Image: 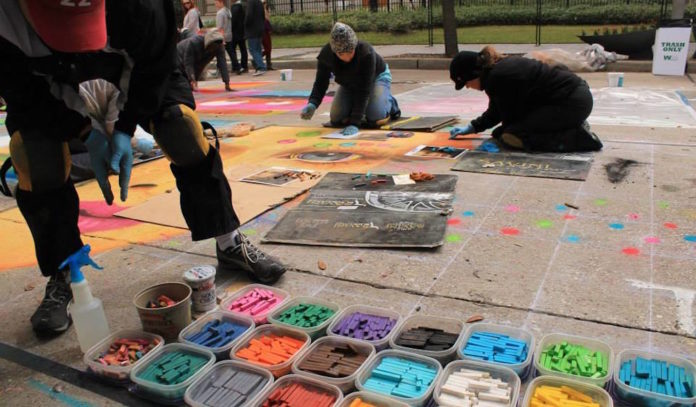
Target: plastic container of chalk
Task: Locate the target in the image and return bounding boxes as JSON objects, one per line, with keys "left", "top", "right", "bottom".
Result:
{"left": 534, "top": 333, "right": 614, "bottom": 387}
{"left": 268, "top": 296, "right": 340, "bottom": 340}
{"left": 326, "top": 304, "right": 402, "bottom": 351}
{"left": 219, "top": 283, "right": 290, "bottom": 325}
{"left": 339, "top": 391, "right": 410, "bottom": 407}
{"left": 229, "top": 325, "right": 311, "bottom": 378}
{"left": 251, "top": 374, "right": 343, "bottom": 407}
{"left": 432, "top": 359, "right": 521, "bottom": 407}
{"left": 522, "top": 375, "right": 614, "bottom": 407}
{"left": 178, "top": 310, "right": 255, "bottom": 360}
{"left": 291, "top": 336, "right": 376, "bottom": 393}
{"left": 456, "top": 322, "right": 536, "bottom": 376}
{"left": 611, "top": 349, "right": 696, "bottom": 407}
{"left": 184, "top": 360, "right": 274, "bottom": 407}
{"left": 130, "top": 343, "right": 215, "bottom": 402}
{"left": 84, "top": 329, "right": 164, "bottom": 384}
{"left": 389, "top": 314, "right": 464, "bottom": 365}
{"left": 355, "top": 349, "right": 442, "bottom": 407}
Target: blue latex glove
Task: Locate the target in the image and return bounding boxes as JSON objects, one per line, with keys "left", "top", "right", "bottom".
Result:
{"left": 341, "top": 125, "right": 359, "bottom": 136}
{"left": 110, "top": 131, "right": 133, "bottom": 202}
{"left": 300, "top": 103, "right": 316, "bottom": 120}
{"left": 478, "top": 140, "right": 500, "bottom": 153}
{"left": 449, "top": 123, "right": 475, "bottom": 139}
{"left": 133, "top": 137, "right": 155, "bottom": 155}
{"left": 84, "top": 129, "right": 114, "bottom": 205}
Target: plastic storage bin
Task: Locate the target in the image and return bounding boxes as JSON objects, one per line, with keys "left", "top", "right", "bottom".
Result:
{"left": 522, "top": 375, "right": 614, "bottom": 407}
{"left": 268, "top": 296, "right": 340, "bottom": 340}
{"left": 612, "top": 349, "right": 696, "bottom": 407}
{"left": 456, "top": 322, "right": 535, "bottom": 376}
{"left": 292, "top": 336, "right": 376, "bottom": 393}
{"left": 432, "top": 359, "right": 521, "bottom": 407}
{"left": 219, "top": 283, "right": 290, "bottom": 325}
{"left": 184, "top": 360, "right": 274, "bottom": 407}
{"left": 535, "top": 333, "right": 614, "bottom": 387}
{"left": 389, "top": 314, "right": 464, "bottom": 364}
{"left": 327, "top": 304, "right": 402, "bottom": 351}
{"left": 130, "top": 343, "right": 215, "bottom": 402}
{"left": 178, "top": 310, "right": 254, "bottom": 360}
{"left": 355, "top": 349, "right": 442, "bottom": 407}
{"left": 230, "top": 325, "right": 310, "bottom": 378}
{"left": 251, "top": 374, "right": 343, "bottom": 407}
{"left": 83, "top": 329, "right": 164, "bottom": 384}
{"left": 339, "top": 391, "right": 410, "bottom": 407}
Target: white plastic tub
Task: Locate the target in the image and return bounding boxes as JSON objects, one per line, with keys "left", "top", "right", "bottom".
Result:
{"left": 184, "top": 360, "right": 274, "bottom": 407}
{"left": 83, "top": 329, "right": 163, "bottom": 384}
{"left": 432, "top": 359, "right": 520, "bottom": 407}
{"left": 291, "top": 336, "right": 375, "bottom": 393}
{"left": 612, "top": 349, "right": 696, "bottom": 407}
{"left": 535, "top": 333, "right": 614, "bottom": 387}
{"left": 178, "top": 310, "right": 254, "bottom": 360}
{"left": 389, "top": 314, "right": 464, "bottom": 364}
{"left": 229, "top": 325, "right": 310, "bottom": 378}
{"left": 456, "top": 322, "right": 535, "bottom": 376}
{"left": 327, "top": 304, "right": 401, "bottom": 351}
{"left": 522, "top": 375, "right": 614, "bottom": 406}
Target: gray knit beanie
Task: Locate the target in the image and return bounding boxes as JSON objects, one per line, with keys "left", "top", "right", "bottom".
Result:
{"left": 330, "top": 23, "right": 358, "bottom": 54}
{"left": 204, "top": 30, "right": 224, "bottom": 48}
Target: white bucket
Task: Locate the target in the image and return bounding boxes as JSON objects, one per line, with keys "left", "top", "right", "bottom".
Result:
{"left": 607, "top": 72, "right": 624, "bottom": 87}
{"left": 280, "top": 69, "right": 293, "bottom": 81}
{"left": 182, "top": 265, "right": 217, "bottom": 312}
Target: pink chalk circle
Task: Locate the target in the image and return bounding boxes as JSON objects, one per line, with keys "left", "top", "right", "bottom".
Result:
{"left": 644, "top": 236, "right": 660, "bottom": 244}
{"left": 627, "top": 213, "right": 640, "bottom": 220}
{"left": 501, "top": 227, "right": 520, "bottom": 236}
{"left": 504, "top": 205, "right": 520, "bottom": 213}
{"left": 277, "top": 139, "right": 297, "bottom": 144}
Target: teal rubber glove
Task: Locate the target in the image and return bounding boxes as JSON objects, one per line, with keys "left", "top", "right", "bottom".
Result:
{"left": 84, "top": 129, "right": 114, "bottom": 205}
{"left": 134, "top": 138, "right": 155, "bottom": 155}
{"left": 341, "top": 125, "right": 359, "bottom": 136}
{"left": 300, "top": 103, "right": 316, "bottom": 120}
{"left": 449, "top": 123, "right": 475, "bottom": 139}
{"left": 110, "top": 131, "right": 133, "bottom": 202}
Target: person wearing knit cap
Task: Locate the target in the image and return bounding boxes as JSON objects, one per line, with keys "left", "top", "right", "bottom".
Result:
{"left": 301, "top": 23, "right": 400, "bottom": 135}
{"left": 449, "top": 46, "right": 602, "bottom": 153}
{"left": 177, "top": 30, "right": 232, "bottom": 91}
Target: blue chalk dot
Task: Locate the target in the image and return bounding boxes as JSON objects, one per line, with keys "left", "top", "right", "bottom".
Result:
{"left": 462, "top": 211, "right": 475, "bottom": 217}
{"left": 609, "top": 223, "right": 625, "bottom": 230}
{"left": 685, "top": 235, "right": 696, "bottom": 243}
{"left": 555, "top": 204, "right": 568, "bottom": 212}
{"left": 565, "top": 235, "right": 580, "bottom": 243}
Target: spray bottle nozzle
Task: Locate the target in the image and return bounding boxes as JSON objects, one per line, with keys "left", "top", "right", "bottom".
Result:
{"left": 59, "top": 245, "right": 103, "bottom": 284}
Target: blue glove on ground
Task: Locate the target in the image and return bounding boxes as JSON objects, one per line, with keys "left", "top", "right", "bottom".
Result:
{"left": 84, "top": 129, "right": 114, "bottom": 205}
{"left": 133, "top": 138, "right": 155, "bottom": 155}
{"left": 110, "top": 131, "right": 133, "bottom": 203}
{"left": 300, "top": 103, "right": 317, "bottom": 120}
{"left": 341, "top": 125, "right": 359, "bottom": 136}
{"left": 449, "top": 123, "right": 476, "bottom": 139}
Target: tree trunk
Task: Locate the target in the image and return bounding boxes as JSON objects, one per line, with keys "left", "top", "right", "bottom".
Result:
{"left": 671, "top": 0, "right": 687, "bottom": 19}
{"left": 442, "top": 0, "right": 458, "bottom": 57}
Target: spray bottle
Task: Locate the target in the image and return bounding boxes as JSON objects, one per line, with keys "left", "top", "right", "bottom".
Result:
{"left": 59, "top": 245, "right": 110, "bottom": 352}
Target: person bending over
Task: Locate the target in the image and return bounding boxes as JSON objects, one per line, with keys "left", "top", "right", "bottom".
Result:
{"left": 177, "top": 30, "right": 232, "bottom": 91}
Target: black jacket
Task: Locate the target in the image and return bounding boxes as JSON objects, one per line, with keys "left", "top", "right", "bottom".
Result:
{"left": 177, "top": 35, "right": 230, "bottom": 85}
{"left": 0, "top": 0, "right": 180, "bottom": 139}
{"left": 231, "top": 2, "right": 245, "bottom": 38}
{"left": 308, "top": 41, "right": 387, "bottom": 126}
{"left": 244, "top": 0, "right": 265, "bottom": 39}
{"left": 471, "top": 56, "right": 583, "bottom": 132}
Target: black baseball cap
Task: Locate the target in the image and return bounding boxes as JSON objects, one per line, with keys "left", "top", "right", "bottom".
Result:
{"left": 450, "top": 51, "right": 481, "bottom": 90}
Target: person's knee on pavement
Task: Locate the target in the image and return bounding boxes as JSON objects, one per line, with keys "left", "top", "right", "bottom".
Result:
{"left": 151, "top": 104, "right": 209, "bottom": 168}
{"left": 10, "top": 131, "right": 71, "bottom": 193}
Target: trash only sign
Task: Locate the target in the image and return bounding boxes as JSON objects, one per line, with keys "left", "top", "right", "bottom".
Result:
{"left": 652, "top": 26, "right": 692, "bottom": 76}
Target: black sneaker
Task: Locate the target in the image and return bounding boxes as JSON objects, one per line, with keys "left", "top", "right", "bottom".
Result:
{"left": 31, "top": 271, "right": 72, "bottom": 336}
{"left": 216, "top": 233, "right": 286, "bottom": 284}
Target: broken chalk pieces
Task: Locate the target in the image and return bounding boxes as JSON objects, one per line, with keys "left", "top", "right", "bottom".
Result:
{"left": 619, "top": 357, "right": 694, "bottom": 398}
{"left": 136, "top": 349, "right": 211, "bottom": 386}
{"left": 225, "top": 287, "right": 284, "bottom": 321}
{"left": 297, "top": 342, "right": 369, "bottom": 378}
{"left": 274, "top": 303, "right": 336, "bottom": 329}
{"left": 184, "top": 319, "right": 250, "bottom": 349}
{"left": 363, "top": 355, "right": 438, "bottom": 400}
{"left": 438, "top": 367, "right": 513, "bottom": 407}
{"left": 462, "top": 332, "right": 528, "bottom": 365}
{"left": 188, "top": 365, "right": 270, "bottom": 407}
{"left": 395, "top": 327, "right": 459, "bottom": 352}
{"left": 531, "top": 385, "right": 600, "bottom": 406}
{"left": 234, "top": 332, "right": 307, "bottom": 368}
{"left": 539, "top": 342, "right": 608, "bottom": 379}
{"left": 331, "top": 312, "right": 397, "bottom": 343}
{"left": 260, "top": 379, "right": 338, "bottom": 407}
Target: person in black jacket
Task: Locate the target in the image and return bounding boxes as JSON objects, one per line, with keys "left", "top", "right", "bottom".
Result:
{"left": 245, "top": 0, "right": 266, "bottom": 74}
{"left": 0, "top": 0, "right": 285, "bottom": 337}
{"left": 449, "top": 46, "right": 602, "bottom": 153}
{"left": 177, "top": 30, "right": 232, "bottom": 91}
{"left": 300, "top": 23, "right": 400, "bottom": 136}
{"left": 230, "top": 0, "right": 248, "bottom": 74}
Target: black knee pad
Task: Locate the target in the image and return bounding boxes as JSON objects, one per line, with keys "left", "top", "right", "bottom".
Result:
{"left": 152, "top": 104, "right": 210, "bottom": 168}
{"left": 9, "top": 131, "right": 70, "bottom": 193}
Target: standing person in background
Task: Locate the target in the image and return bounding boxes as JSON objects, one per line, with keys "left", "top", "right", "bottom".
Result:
{"left": 262, "top": 0, "right": 273, "bottom": 70}
{"left": 230, "top": 0, "right": 248, "bottom": 74}
{"left": 215, "top": 0, "right": 233, "bottom": 75}
{"left": 181, "top": 0, "right": 201, "bottom": 40}
{"left": 245, "top": 0, "right": 267, "bottom": 75}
